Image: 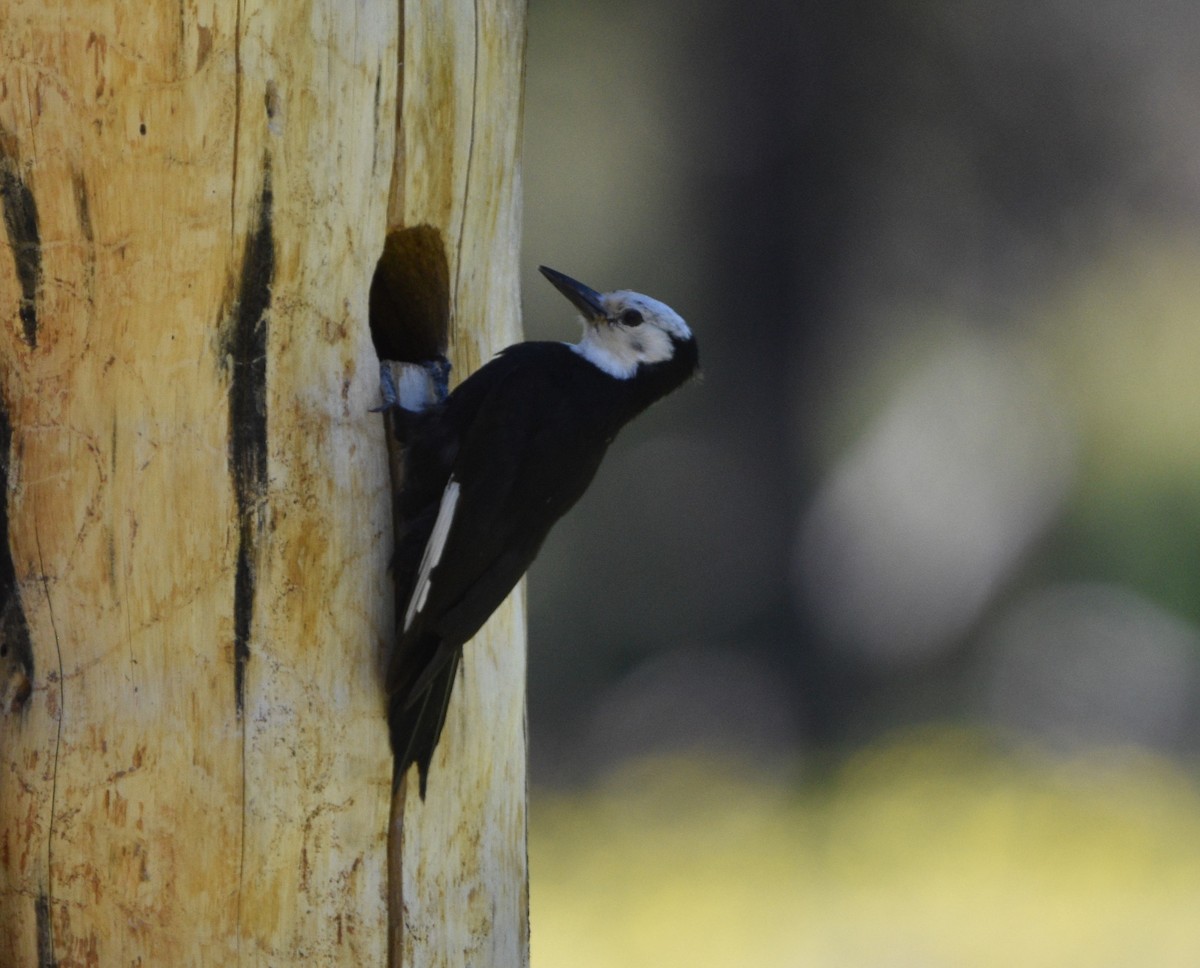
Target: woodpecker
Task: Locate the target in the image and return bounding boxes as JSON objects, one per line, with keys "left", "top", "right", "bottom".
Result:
{"left": 386, "top": 266, "right": 698, "bottom": 796}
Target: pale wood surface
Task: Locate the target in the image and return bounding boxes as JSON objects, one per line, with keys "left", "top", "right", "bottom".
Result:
{"left": 0, "top": 0, "right": 527, "bottom": 964}
{"left": 388, "top": 2, "right": 530, "bottom": 966}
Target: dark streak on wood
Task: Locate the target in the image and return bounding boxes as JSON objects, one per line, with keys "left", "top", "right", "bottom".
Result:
{"left": 35, "top": 891, "right": 56, "bottom": 967}
{"left": 71, "top": 170, "right": 94, "bottom": 245}
{"left": 0, "top": 400, "right": 34, "bottom": 715}
{"left": 223, "top": 161, "right": 274, "bottom": 714}
{"left": 374, "top": 67, "right": 382, "bottom": 122}
{"left": 0, "top": 125, "right": 42, "bottom": 348}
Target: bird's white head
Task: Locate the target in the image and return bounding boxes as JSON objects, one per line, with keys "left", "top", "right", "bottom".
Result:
{"left": 539, "top": 265, "right": 693, "bottom": 380}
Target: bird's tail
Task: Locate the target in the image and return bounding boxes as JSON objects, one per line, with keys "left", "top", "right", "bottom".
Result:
{"left": 389, "top": 649, "right": 461, "bottom": 798}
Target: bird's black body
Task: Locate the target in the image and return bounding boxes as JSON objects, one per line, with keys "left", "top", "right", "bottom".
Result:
{"left": 386, "top": 268, "right": 698, "bottom": 796}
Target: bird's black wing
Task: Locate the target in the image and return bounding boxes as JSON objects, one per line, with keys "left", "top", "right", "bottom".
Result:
{"left": 389, "top": 642, "right": 460, "bottom": 796}
{"left": 387, "top": 346, "right": 611, "bottom": 789}
{"left": 425, "top": 352, "right": 611, "bottom": 651}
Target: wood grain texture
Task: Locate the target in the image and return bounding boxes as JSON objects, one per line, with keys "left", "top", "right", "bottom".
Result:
{"left": 0, "top": 0, "right": 400, "bottom": 963}
{"left": 387, "top": 1, "right": 530, "bottom": 966}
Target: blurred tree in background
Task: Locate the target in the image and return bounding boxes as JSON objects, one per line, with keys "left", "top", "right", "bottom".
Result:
{"left": 521, "top": 1, "right": 1200, "bottom": 961}
{"left": 523, "top": 0, "right": 1200, "bottom": 779}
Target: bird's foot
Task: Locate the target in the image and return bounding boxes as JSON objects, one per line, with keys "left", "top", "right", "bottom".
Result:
{"left": 373, "top": 357, "right": 452, "bottom": 413}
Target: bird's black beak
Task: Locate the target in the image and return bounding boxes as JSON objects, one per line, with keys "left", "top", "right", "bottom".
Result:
{"left": 539, "top": 265, "right": 606, "bottom": 322}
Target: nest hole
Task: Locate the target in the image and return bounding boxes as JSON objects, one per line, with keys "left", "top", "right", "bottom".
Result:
{"left": 369, "top": 224, "right": 449, "bottom": 363}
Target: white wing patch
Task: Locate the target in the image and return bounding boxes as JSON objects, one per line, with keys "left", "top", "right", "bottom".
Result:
{"left": 403, "top": 478, "right": 461, "bottom": 632}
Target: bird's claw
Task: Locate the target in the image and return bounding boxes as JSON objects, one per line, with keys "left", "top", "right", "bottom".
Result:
{"left": 373, "top": 357, "right": 452, "bottom": 413}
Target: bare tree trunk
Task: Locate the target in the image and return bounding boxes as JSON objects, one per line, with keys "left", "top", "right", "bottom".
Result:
{"left": 382, "top": 2, "right": 530, "bottom": 966}
{"left": 0, "top": 0, "right": 528, "bottom": 964}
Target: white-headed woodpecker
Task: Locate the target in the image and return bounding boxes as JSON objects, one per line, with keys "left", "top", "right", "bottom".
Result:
{"left": 386, "top": 266, "right": 698, "bottom": 796}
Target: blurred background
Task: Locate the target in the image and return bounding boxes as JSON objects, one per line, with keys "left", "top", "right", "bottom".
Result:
{"left": 517, "top": 0, "right": 1200, "bottom": 963}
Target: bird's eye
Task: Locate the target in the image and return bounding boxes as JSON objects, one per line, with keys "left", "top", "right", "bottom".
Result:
{"left": 619, "top": 308, "right": 644, "bottom": 327}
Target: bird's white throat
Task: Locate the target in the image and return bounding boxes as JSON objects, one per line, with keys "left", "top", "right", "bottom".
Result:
{"left": 556, "top": 287, "right": 691, "bottom": 379}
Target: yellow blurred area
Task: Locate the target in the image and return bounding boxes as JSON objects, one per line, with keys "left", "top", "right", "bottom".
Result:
{"left": 531, "top": 730, "right": 1200, "bottom": 967}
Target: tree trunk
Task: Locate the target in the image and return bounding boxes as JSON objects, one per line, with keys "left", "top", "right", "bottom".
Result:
{"left": 0, "top": 0, "right": 528, "bottom": 964}
{"left": 383, "top": 2, "right": 529, "bottom": 966}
